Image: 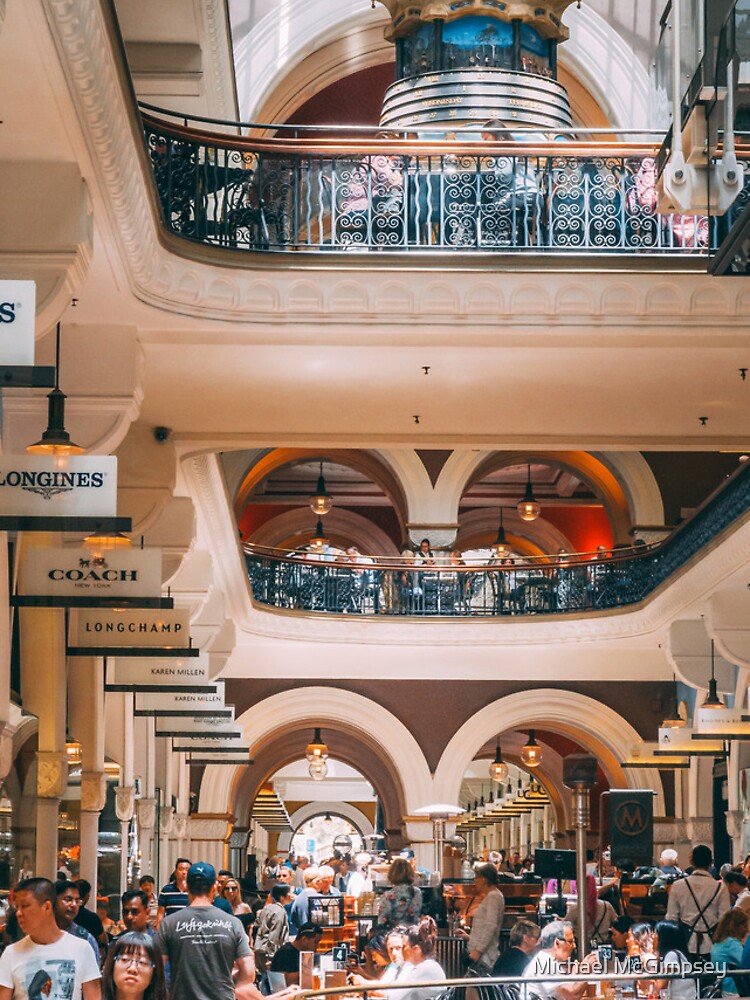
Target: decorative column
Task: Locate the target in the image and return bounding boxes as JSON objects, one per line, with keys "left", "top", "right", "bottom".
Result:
{"left": 68, "top": 657, "right": 105, "bottom": 896}
{"left": 115, "top": 786, "right": 136, "bottom": 890}
{"left": 188, "top": 813, "right": 235, "bottom": 871}
{"left": 563, "top": 754, "right": 598, "bottom": 956}
{"left": 19, "top": 533, "right": 67, "bottom": 879}
{"left": 136, "top": 798, "right": 157, "bottom": 876}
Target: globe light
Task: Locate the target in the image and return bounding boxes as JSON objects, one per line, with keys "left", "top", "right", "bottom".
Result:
{"left": 520, "top": 729, "right": 543, "bottom": 768}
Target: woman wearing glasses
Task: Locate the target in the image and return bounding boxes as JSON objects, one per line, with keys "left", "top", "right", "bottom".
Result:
{"left": 222, "top": 880, "right": 251, "bottom": 917}
{"left": 102, "top": 932, "right": 165, "bottom": 1000}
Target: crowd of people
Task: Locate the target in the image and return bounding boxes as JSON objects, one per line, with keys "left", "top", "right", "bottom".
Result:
{"left": 1, "top": 843, "right": 750, "bottom": 1000}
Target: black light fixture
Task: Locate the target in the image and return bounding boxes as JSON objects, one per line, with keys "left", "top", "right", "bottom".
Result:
{"left": 309, "top": 461, "right": 333, "bottom": 516}
{"left": 27, "top": 323, "right": 84, "bottom": 456}
{"left": 520, "top": 729, "right": 543, "bottom": 767}
{"left": 324, "top": 811, "right": 333, "bottom": 825}
{"left": 305, "top": 728, "right": 329, "bottom": 762}
{"left": 489, "top": 737, "right": 509, "bottom": 781}
{"left": 702, "top": 640, "right": 725, "bottom": 710}
{"left": 492, "top": 508, "right": 510, "bottom": 557}
{"left": 517, "top": 463, "right": 541, "bottom": 522}
{"left": 661, "top": 676, "right": 686, "bottom": 729}
{"left": 310, "top": 517, "right": 328, "bottom": 550}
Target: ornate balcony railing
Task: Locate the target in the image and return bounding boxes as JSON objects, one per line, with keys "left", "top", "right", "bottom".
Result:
{"left": 140, "top": 107, "right": 749, "bottom": 257}
{"left": 244, "top": 461, "right": 750, "bottom": 618}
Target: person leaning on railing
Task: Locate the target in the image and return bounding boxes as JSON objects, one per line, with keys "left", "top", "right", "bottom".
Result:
{"left": 523, "top": 920, "right": 598, "bottom": 1000}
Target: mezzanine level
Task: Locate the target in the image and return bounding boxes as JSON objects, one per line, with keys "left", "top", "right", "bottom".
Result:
{"left": 243, "top": 460, "right": 750, "bottom": 620}
{"left": 140, "top": 106, "right": 749, "bottom": 259}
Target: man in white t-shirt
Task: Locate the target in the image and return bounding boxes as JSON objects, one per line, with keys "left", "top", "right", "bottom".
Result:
{"left": 0, "top": 878, "right": 101, "bottom": 1000}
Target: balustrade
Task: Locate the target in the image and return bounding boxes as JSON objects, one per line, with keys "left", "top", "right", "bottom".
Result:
{"left": 243, "top": 461, "right": 750, "bottom": 619}
{"left": 141, "top": 108, "right": 748, "bottom": 257}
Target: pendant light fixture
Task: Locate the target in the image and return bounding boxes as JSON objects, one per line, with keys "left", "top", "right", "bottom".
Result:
{"left": 309, "top": 759, "right": 328, "bottom": 781}
{"left": 489, "top": 737, "right": 509, "bottom": 781}
{"left": 520, "top": 729, "right": 543, "bottom": 767}
{"left": 492, "top": 508, "right": 510, "bottom": 557}
{"left": 702, "top": 640, "right": 725, "bottom": 710}
{"left": 517, "top": 463, "right": 541, "bottom": 522}
{"left": 661, "top": 677, "right": 686, "bottom": 729}
{"left": 27, "top": 323, "right": 84, "bottom": 456}
{"left": 324, "top": 811, "right": 333, "bottom": 825}
{"left": 310, "top": 518, "right": 328, "bottom": 550}
{"left": 309, "top": 461, "right": 333, "bottom": 516}
{"left": 305, "top": 728, "right": 329, "bottom": 763}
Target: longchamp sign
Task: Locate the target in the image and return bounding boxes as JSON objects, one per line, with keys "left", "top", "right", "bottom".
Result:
{"left": 21, "top": 547, "right": 162, "bottom": 598}
{"left": 69, "top": 608, "right": 191, "bottom": 648}
{"left": 0, "top": 280, "right": 35, "bottom": 365}
{"left": 0, "top": 456, "right": 117, "bottom": 516}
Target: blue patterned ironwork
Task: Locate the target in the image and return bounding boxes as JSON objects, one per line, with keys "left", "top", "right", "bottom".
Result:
{"left": 142, "top": 114, "right": 731, "bottom": 256}
{"left": 243, "top": 463, "right": 750, "bottom": 618}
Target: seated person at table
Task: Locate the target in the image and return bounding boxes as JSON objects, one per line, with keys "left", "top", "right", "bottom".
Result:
{"left": 710, "top": 909, "right": 749, "bottom": 996}
{"left": 524, "top": 919, "right": 598, "bottom": 1000}
{"left": 351, "top": 927, "right": 408, "bottom": 990}
{"left": 391, "top": 917, "right": 445, "bottom": 1000}
{"left": 650, "top": 921, "right": 695, "bottom": 1000}
{"left": 493, "top": 918, "right": 540, "bottom": 977}
{"left": 269, "top": 922, "right": 322, "bottom": 986}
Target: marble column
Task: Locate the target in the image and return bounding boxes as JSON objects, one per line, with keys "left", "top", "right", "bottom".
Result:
{"left": 68, "top": 657, "right": 105, "bottom": 896}
{"left": 136, "top": 798, "right": 157, "bottom": 877}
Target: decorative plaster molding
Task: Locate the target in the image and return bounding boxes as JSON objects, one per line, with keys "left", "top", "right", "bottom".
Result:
{"left": 195, "top": 0, "right": 238, "bottom": 120}
{"left": 115, "top": 785, "right": 136, "bottom": 823}
{"left": 189, "top": 813, "right": 234, "bottom": 841}
{"left": 136, "top": 797, "right": 157, "bottom": 830}
{"left": 172, "top": 812, "right": 189, "bottom": 839}
{"left": 725, "top": 809, "right": 744, "bottom": 840}
{"left": 81, "top": 771, "right": 108, "bottom": 813}
{"left": 37, "top": 751, "right": 68, "bottom": 799}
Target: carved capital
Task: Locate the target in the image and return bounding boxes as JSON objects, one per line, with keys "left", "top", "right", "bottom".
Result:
{"left": 653, "top": 819, "right": 677, "bottom": 845}
{"left": 173, "top": 812, "right": 189, "bottom": 839}
{"left": 37, "top": 751, "right": 68, "bottom": 799}
{"left": 115, "top": 785, "right": 136, "bottom": 823}
{"left": 673, "top": 819, "right": 689, "bottom": 843}
{"left": 0, "top": 724, "right": 15, "bottom": 784}
{"left": 725, "top": 809, "right": 745, "bottom": 840}
{"left": 160, "top": 805, "right": 175, "bottom": 835}
{"left": 80, "top": 771, "right": 108, "bottom": 813}
{"left": 136, "top": 797, "right": 157, "bottom": 830}
{"left": 189, "top": 812, "right": 235, "bottom": 842}
{"left": 686, "top": 816, "right": 714, "bottom": 844}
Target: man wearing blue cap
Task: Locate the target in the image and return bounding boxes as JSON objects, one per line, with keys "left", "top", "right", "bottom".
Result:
{"left": 154, "top": 862, "right": 257, "bottom": 1000}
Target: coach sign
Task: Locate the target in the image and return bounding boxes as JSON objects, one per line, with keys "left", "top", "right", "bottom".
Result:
{"left": 69, "top": 608, "right": 191, "bottom": 649}
{"left": 21, "top": 547, "right": 162, "bottom": 598}
{"left": 0, "top": 281, "right": 35, "bottom": 365}
{"left": 0, "top": 456, "right": 117, "bottom": 516}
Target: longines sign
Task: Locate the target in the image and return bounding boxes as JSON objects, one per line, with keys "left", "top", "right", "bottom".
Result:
{"left": 21, "top": 548, "right": 162, "bottom": 598}
{"left": 106, "top": 653, "right": 212, "bottom": 691}
{"left": 0, "top": 280, "right": 35, "bottom": 365}
{"left": 69, "top": 608, "right": 191, "bottom": 648}
{"left": 0, "top": 456, "right": 117, "bottom": 516}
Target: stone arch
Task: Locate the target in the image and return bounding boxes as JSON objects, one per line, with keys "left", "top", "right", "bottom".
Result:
{"left": 277, "top": 802, "right": 376, "bottom": 854}
{"left": 233, "top": 448, "right": 409, "bottom": 540}
{"left": 199, "top": 687, "right": 434, "bottom": 818}
{"left": 248, "top": 507, "right": 399, "bottom": 556}
{"left": 433, "top": 689, "right": 665, "bottom": 815}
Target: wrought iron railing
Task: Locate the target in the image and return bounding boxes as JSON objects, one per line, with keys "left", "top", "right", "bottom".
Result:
{"left": 139, "top": 108, "right": 747, "bottom": 256}
{"left": 243, "top": 461, "right": 750, "bottom": 618}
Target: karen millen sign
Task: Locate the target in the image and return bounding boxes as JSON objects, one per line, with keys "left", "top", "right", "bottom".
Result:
{"left": 21, "top": 547, "right": 162, "bottom": 598}
{"left": 0, "top": 455, "right": 117, "bottom": 516}
{"left": 69, "top": 608, "right": 191, "bottom": 648}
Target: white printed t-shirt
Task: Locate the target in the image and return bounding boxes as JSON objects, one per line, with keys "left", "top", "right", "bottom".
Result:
{"left": 0, "top": 932, "right": 101, "bottom": 1000}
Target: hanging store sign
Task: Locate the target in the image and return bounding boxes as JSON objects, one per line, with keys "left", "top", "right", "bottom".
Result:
{"left": 173, "top": 736, "right": 248, "bottom": 753}
{"left": 0, "top": 455, "right": 117, "bottom": 516}
{"left": 135, "top": 681, "right": 230, "bottom": 718}
{"left": 0, "top": 281, "right": 36, "bottom": 365}
{"left": 656, "top": 726, "right": 725, "bottom": 756}
{"left": 155, "top": 711, "right": 236, "bottom": 738}
{"left": 608, "top": 790, "right": 654, "bottom": 867}
{"left": 105, "top": 653, "right": 213, "bottom": 692}
{"left": 69, "top": 608, "right": 191, "bottom": 649}
{"left": 621, "top": 741, "right": 689, "bottom": 769}
{"left": 21, "top": 547, "right": 162, "bottom": 598}
{"left": 187, "top": 755, "right": 249, "bottom": 766}
{"left": 693, "top": 706, "right": 750, "bottom": 739}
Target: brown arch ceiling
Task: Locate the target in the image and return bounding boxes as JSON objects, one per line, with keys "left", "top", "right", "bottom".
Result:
{"left": 234, "top": 448, "right": 409, "bottom": 539}
{"left": 462, "top": 451, "right": 634, "bottom": 545}
{"left": 230, "top": 728, "right": 409, "bottom": 849}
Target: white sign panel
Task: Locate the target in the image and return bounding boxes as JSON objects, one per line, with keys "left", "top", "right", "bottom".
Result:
{"left": 69, "top": 608, "right": 191, "bottom": 648}
{"left": 107, "top": 653, "right": 211, "bottom": 688}
{"left": 188, "top": 754, "right": 249, "bottom": 765}
{"left": 173, "top": 736, "right": 248, "bottom": 752}
{"left": 156, "top": 712, "right": 236, "bottom": 736}
{"left": 694, "top": 706, "right": 742, "bottom": 732}
{"left": 22, "top": 547, "right": 162, "bottom": 598}
{"left": 136, "top": 682, "right": 229, "bottom": 716}
{"left": 0, "top": 281, "right": 35, "bottom": 365}
{"left": 0, "top": 456, "right": 117, "bottom": 516}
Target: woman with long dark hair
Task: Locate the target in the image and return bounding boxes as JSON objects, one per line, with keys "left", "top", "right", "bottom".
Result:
{"left": 102, "top": 932, "right": 166, "bottom": 1000}
{"left": 652, "top": 921, "right": 695, "bottom": 1000}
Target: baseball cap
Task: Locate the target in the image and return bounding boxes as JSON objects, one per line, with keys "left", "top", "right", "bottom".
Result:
{"left": 296, "top": 922, "right": 324, "bottom": 938}
{"left": 187, "top": 862, "right": 216, "bottom": 885}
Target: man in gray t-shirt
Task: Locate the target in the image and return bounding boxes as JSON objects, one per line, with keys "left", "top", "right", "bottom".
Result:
{"left": 155, "top": 862, "right": 253, "bottom": 1000}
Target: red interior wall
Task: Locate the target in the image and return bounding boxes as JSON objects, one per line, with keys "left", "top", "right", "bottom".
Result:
{"left": 284, "top": 63, "right": 396, "bottom": 131}
{"left": 541, "top": 507, "right": 614, "bottom": 555}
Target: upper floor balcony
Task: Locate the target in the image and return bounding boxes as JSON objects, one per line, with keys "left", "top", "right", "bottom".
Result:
{"left": 243, "top": 458, "right": 750, "bottom": 619}
{"left": 140, "top": 106, "right": 750, "bottom": 261}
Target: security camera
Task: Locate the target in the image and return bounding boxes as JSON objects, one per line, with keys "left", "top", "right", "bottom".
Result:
{"left": 153, "top": 426, "right": 171, "bottom": 443}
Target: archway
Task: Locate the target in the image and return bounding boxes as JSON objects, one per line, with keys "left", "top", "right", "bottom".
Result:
{"left": 433, "top": 689, "right": 665, "bottom": 815}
